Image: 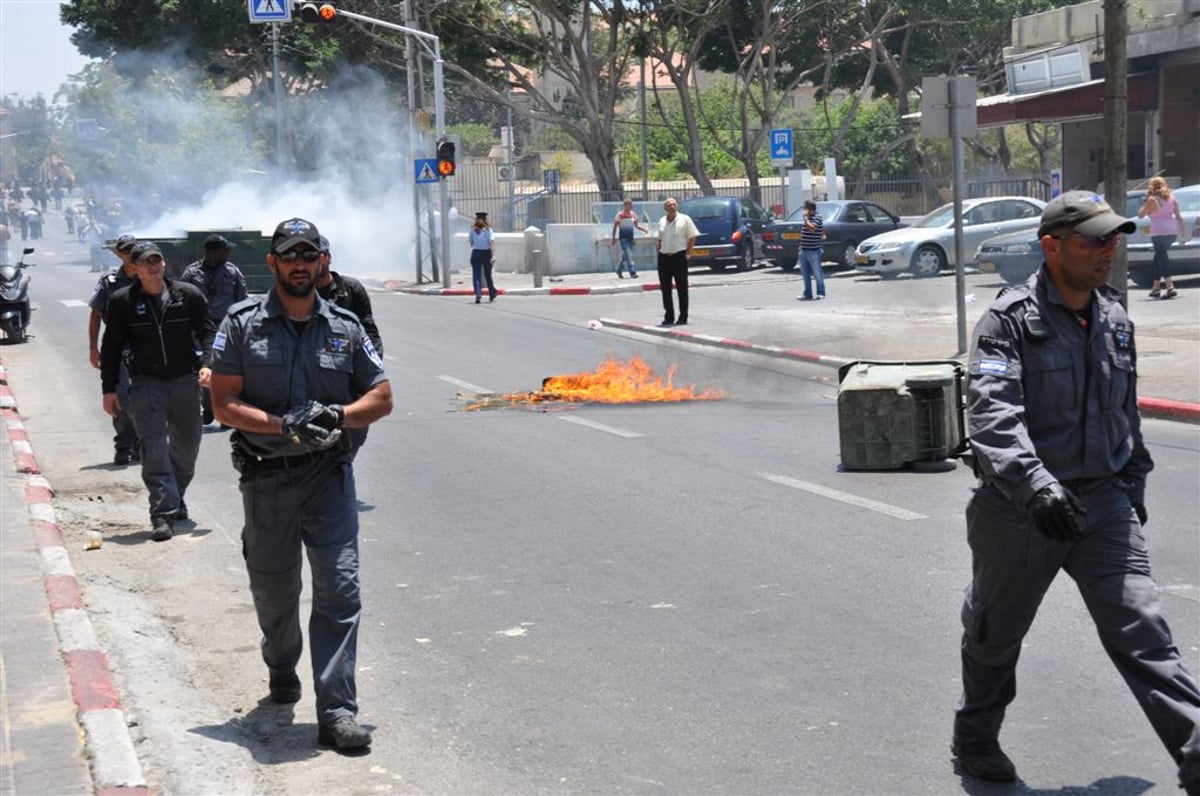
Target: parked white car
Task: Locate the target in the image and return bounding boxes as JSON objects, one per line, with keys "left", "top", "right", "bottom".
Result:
{"left": 855, "top": 196, "right": 1047, "bottom": 278}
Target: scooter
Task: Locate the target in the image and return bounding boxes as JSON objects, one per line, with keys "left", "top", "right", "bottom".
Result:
{"left": 0, "top": 247, "right": 35, "bottom": 343}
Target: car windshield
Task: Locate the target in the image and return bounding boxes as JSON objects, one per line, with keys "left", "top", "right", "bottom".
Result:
{"left": 1174, "top": 186, "right": 1200, "bottom": 213}
{"left": 681, "top": 199, "right": 729, "bottom": 220}
{"left": 784, "top": 202, "right": 839, "bottom": 222}
{"left": 913, "top": 203, "right": 958, "bottom": 228}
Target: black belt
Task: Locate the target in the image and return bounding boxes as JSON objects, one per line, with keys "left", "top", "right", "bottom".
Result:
{"left": 245, "top": 449, "right": 331, "bottom": 472}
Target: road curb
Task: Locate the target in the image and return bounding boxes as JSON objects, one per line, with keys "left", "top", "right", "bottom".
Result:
{"left": 383, "top": 280, "right": 663, "bottom": 296}
{"left": 592, "top": 319, "right": 1200, "bottom": 424}
{"left": 0, "top": 363, "right": 149, "bottom": 794}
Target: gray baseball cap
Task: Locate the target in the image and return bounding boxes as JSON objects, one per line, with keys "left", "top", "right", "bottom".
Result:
{"left": 1037, "top": 190, "right": 1137, "bottom": 238}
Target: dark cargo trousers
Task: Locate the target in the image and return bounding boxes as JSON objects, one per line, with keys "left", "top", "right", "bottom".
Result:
{"left": 126, "top": 373, "right": 201, "bottom": 521}
{"left": 239, "top": 453, "right": 361, "bottom": 725}
{"left": 955, "top": 478, "right": 1200, "bottom": 775}
{"left": 112, "top": 360, "right": 139, "bottom": 455}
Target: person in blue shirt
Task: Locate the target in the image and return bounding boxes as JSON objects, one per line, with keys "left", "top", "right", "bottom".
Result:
{"left": 468, "top": 212, "right": 497, "bottom": 304}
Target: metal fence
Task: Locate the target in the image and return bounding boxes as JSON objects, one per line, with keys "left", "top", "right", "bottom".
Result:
{"left": 439, "top": 158, "right": 1051, "bottom": 231}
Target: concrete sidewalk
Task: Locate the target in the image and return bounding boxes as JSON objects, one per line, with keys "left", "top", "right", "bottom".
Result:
{"left": 376, "top": 267, "right": 1200, "bottom": 424}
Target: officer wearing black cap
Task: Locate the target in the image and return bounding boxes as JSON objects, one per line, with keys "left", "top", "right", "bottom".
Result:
{"left": 99, "top": 242, "right": 215, "bottom": 541}
{"left": 209, "top": 217, "right": 392, "bottom": 751}
{"left": 181, "top": 234, "right": 248, "bottom": 424}
{"left": 315, "top": 235, "right": 383, "bottom": 354}
{"left": 88, "top": 233, "right": 141, "bottom": 464}
{"left": 952, "top": 190, "right": 1200, "bottom": 789}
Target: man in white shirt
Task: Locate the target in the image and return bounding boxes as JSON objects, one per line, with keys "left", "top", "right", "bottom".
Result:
{"left": 656, "top": 197, "right": 699, "bottom": 326}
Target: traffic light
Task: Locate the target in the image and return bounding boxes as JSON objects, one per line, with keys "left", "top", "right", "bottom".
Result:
{"left": 436, "top": 140, "right": 456, "bottom": 178}
{"left": 298, "top": 3, "right": 336, "bottom": 22}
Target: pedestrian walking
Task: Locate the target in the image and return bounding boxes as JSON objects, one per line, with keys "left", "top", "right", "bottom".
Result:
{"left": 796, "top": 200, "right": 826, "bottom": 300}
{"left": 655, "top": 197, "right": 699, "bottom": 326}
{"left": 1137, "top": 176, "right": 1186, "bottom": 299}
{"left": 209, "top": 217, "right": 392, "bottom": 751}
{"left": 951, "top": 190, "right": 1200, "bottom": 790}
{"left": 316, "top": 235, "right": 383, "bottom": 353}
{"left": 610, "top": 198, "right": 646, "bottom": 278}
{"left": 468, "top": 211, "right": 497, "bottom": 303}
{"left": 180, "top": 234, "right": 248, "bottom": 424}
{"left": 88, "top": 234, "right": 142, "bottom": 464}
{"left": 99, "top": 242, "right": 215, "bottom": 541}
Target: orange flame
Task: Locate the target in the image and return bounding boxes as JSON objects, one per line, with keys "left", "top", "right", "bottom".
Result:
{"left": 460, "top": 355, "right": 724, "bottom": 411}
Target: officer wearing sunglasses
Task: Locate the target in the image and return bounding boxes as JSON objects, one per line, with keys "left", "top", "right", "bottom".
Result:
{"left": 98, "top": 241, "right": 216, "bottom": 542}
{"left": 208, "top": 217, "right": 392, "bottom": 752}
{"left": 951, "top": 191, "right": 1200, "bottom": 788}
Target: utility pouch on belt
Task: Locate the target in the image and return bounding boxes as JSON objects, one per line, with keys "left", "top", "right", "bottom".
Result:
{"left": 229, "top": 432, "right": 248, "bottom": 474}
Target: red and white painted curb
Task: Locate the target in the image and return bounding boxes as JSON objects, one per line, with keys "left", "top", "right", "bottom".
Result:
{"left": 595, "top": 318, "right": 854, "bottom": 370}
{"left": 384, "top": 280, "right": 661, "bottom": 297}
{"left": 0, "top": 364, "right": 149, "bottom": 795}
{"left": 590, "top": 319, "right": 1200, "bottom": 423}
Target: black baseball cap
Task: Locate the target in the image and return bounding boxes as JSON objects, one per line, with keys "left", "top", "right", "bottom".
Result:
{"left": 1037, "top": 191, "right": 1137, "bottom": 238}
{"left": 318, "top": 235, "right": 331, "bottom": 254}
{"left": 114, "top": 233, "right": 137, "bottom": 252}
{"left": 270, "top": 218, "right": 321, "bottom": 253}
{"left": 131, "top": 242, "right": 163, "bottom": 263}
{"left": 203, "top": 233, "right": 234, "bottom": 249}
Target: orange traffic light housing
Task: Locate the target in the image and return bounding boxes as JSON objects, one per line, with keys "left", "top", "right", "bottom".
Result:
{"left": 436, "top": 140, "right": 456, "bottom": 178}
{"left": 299, "top": 3, "right": 336, "bottom": 22}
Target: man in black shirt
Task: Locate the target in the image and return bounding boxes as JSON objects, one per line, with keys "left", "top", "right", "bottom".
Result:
{"left": 100, "top": 243, "right": 216, "bottom": 541}
{"left": 315, "top": 235, "right": 383, "bottom": 354}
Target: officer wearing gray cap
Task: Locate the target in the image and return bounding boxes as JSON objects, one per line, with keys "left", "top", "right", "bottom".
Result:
{"left": 181, "top": 234, "right": 247, "bottom": 424}
{"left": 208, "top": 217, "right": 392, "bottom": 751}
{"left": 952, "top": 191, "right": 1200, "bottom": 789}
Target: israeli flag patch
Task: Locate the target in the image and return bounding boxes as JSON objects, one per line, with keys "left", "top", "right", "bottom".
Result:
{"left": 978, "top": 359, "right": 1008, "bottom": 375}
{"left": 212, "top": 331, "right": 226, "bottom": 352}
{"left": 363, "top": 337, "right": 383, "bottom": 367}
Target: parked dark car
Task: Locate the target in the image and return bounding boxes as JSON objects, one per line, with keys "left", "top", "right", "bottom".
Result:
{"left": 676, "top": 196, "right": 774, "bottom": 272}
{"left": 762, "top": 200, "right": 904, "bottom": 270}
{"left": 973, "top": 228, "right": 1041, "bottom": 285}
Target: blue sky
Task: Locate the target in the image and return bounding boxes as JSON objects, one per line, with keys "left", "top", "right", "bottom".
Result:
{"left": 0, "top": 1, "right": 93, "bottom": 101}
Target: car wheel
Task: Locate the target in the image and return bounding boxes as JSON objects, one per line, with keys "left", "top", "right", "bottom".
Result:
{"left": 910, "top": 244, "right": 946, "bottom": 277}
{"left": 736, "top": 239, "right": 754, "bottom": 271}
{"left": 839, "top": 241, "right": 858, "bottom": 269}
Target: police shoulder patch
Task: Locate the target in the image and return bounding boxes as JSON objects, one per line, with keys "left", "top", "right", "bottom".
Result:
{"left": 362, "top": 337, "right": 383, "bottom": 367}
{"left": 212, "top": 331, "right": 227, "bottom": 352}
{"left": 978, "top": 359, "right": 1009, "bottom": 376}
{"left": 978, "top": 334, "right": 1013, "bottom": 350}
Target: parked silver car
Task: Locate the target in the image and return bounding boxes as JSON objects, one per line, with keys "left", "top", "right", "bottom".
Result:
{"left": 855, "top": 196, "right": 1046, "bottom": 278}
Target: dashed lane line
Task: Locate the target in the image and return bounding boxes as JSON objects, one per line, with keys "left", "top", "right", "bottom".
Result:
{"left": 759, "top": 472, "right": 929, "bottom": 521}
{"left": 556, "top": 415, "right": 643, "bottom": 438}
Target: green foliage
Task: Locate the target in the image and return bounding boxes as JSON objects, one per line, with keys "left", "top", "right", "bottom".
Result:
{"left": 0, "top": 97, "right": 61, "bottom": 180}
{"left": 794, "top": 97, "right": 910, "bottom": 180}
{"left": 531, "top": 126, "right": 580, "bottom": 153}
{"left": 449, "top": 123, "right": 499, "bottom": 157}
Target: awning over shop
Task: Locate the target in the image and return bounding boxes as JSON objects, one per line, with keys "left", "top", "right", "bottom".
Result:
{"left": 973, "top": 72, "right": 1158, "bottom": 128}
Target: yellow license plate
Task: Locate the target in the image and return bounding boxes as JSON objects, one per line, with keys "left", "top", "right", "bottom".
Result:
{"left": 691, "top": 248, "right": 710, "bottom": 257}
{"left": 855, "top": 253, "right": 869, "bottom": 264}
{"left": 978, "top": 261, "right": 996, "bottom": 272}
{"left": 781, "top": 232, "right": 802, "bottom": 240}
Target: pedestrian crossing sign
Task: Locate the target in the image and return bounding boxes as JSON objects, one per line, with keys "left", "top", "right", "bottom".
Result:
{"left": 414, "top": 158, "right": 440, "bottom": 184}
{"left": 248, "top": 0, "right": 290, "bottom": 23}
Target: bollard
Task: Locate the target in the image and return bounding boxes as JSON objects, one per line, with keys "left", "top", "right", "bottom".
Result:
{"left": 524, "top": 225, "right": 544, "bottom": 287}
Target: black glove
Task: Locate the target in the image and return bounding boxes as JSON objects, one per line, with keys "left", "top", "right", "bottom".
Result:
{"left": 281, "top": 401, "right": 344, "bottom": 450}
{"left": 1026, "top": 483, "right": 1087, "bottom": 543}
{"left": 1132, "top": 502, "right": 1148, "bottom": 526}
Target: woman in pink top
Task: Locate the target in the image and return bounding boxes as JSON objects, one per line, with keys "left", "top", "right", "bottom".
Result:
{"left": 1137, "top": 176, "right": 1186, "bottom": 298}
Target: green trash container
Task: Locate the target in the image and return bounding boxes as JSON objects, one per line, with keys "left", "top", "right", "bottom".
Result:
{"left": 184, "top": 229, "right": 274, "bottom": 293}
{"left": 836, "top": 359, "right": 967, "bottom": 471}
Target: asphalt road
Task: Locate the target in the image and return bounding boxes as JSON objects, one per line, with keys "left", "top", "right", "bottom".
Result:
{"left": 4, "top": 233, "right": 1198, "bottom": 795}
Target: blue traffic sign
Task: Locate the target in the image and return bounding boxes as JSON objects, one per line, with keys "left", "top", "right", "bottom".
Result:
{"left": 769, "top": 128, "right": 793, "bottom": 164}
{"left": 414, "top": 158, "right": 440, "bottom": 184}
{"left": 248, "top": 0, "right": 290, "bottom": 23}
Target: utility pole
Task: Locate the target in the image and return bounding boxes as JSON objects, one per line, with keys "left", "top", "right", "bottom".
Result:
{"left": 1103, "top": 0, "right": 1129, "bottom": 299}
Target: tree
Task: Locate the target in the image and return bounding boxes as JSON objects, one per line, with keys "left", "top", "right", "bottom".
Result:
{"left": 0, "top": 97, "right": 61, "bottom": 182}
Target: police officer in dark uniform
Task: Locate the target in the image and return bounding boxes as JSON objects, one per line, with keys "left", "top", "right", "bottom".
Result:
{"left": 88, "top": 233, "right": 141, "bottom": 464}
{"left": 315, "top": 235, "right": 383, "bottom": 354}
{"left": 100, "top": 242, "right": 215, "bottom": 541}
{"left": 953, "top": 191, "right": 1200, "bottom": 789}
{"left": 208, "top": 218, "right": 392, "bottom": 751}
{"left": 180, "top": 234, "right": 248, "bottom": 424}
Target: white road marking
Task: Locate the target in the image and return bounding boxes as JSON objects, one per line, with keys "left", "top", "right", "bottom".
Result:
{"left": 438, "top": 374, "right": 492, "bottom": 394}
{"left": 61, "top": 299, "right": 89, "bottom": 307}
{"left": 557, "top": 415, "right": 642, "bottom": 438}
{"left": 759, "top": 472, "right": 928, "bottom": 520}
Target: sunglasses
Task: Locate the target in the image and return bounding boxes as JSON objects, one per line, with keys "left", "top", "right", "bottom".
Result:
{"left": 1051, "top": 230, "right": 1122, "bottom": 249}
{"left": 137, "top": 254, "right": 164, "bottom": 265}
{"left": 275, "top": 249, "right": 321, "bottom": 263}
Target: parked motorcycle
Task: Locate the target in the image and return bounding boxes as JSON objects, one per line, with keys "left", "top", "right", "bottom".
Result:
{"left": 0, "top": 247, "right": 35, "bottom": 343}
